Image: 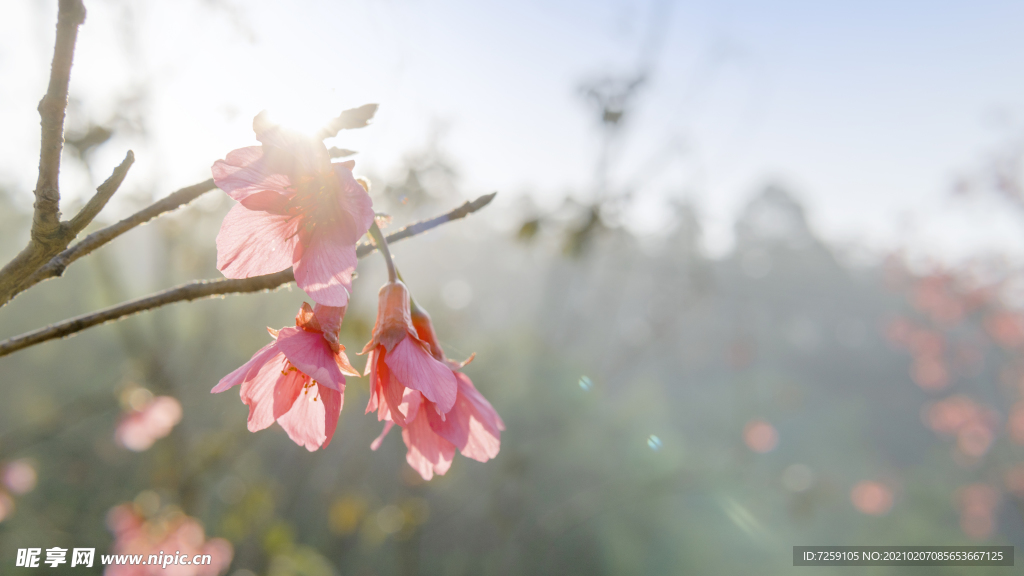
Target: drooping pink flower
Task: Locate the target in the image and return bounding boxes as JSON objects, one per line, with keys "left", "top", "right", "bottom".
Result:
{"left": 105, "top": 503, "right": 232, "bottom": 576}
{"left": 366, "top": 290, "right": 503, "bottom": 480}
{"left": 212, "top": 113, "right": 375, "bottom": 306}
{"left": 213, "top": 303, "right": 358, "bottom": 451}
{"left": 115, "top": 396, "right": 183, "bottom": 452}
{"left": 361, "top": 281, "right": 458, "bottom": 416}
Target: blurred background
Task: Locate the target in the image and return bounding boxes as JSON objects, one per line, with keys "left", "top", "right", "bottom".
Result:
{"left": 2, "top": 0, "right": 1024, "bottom": 574}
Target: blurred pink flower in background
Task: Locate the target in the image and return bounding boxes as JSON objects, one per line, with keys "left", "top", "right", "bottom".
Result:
{"left": 923, "top": 395, "right": 999, "bottom": 458}
{"left": 213, "top": 303, "right": 358, "bottom": 451}
{"left": 956, "top": 483, "right": 999, "bottom": 539}
{"left": 2, "top": 459, "right": 37, "bottom": 495}
{"left": 742, "top": 420, "right": 778, "bottom": 453}
{"left": 105, "top": 503, "right": 232, "bottom": 576}
{"left": 850, "top": 481, "right": 894, "bottom": 516}
{"left": 212, "top": 113, "right": 375, "bottom": 306}
{"left": 911, "top": 276, "right": 965, "bottom": 326}
{"left": 984, "top": 313, "right": 1024, "bottom": 349}
{"left": 911, "top": 356, "right": 949, "bottom": 390}
{"left": 116, "top": 396, "right": 183, "bottom": 452}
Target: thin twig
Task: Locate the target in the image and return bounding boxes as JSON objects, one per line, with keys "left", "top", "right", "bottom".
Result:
{"left": 0, "top": 193, "right": 496, "bottom": 358}
{"left": 358, "top": 192, "right": 498, "bottom": 253}
{"left": 16, "top": 178, "right": 217, "bottom": 297}
{"left": 65, "top": 150, "right": 135, "bottom": 235}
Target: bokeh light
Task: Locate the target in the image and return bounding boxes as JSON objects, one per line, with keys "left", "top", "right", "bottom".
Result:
{"left": 2, "top": 459, "right": 37, "bottom": 495}
{"left": 647, "top": 435, "right": 662, "bottom": 451}
{"left": 743, "top": 420, "right": 778, "bottom": 453}
{"left": 781, "top": 464, "right": 815, "bottom": 493}
{"left": 850, "top": 481, "right": 894, "bottom": 516}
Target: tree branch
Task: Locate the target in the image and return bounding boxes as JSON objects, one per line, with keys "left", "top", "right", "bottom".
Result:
{"left": 0, "top": 193, "right": 496, "bottom": 358}
{"left": 358, "top": 192, "right": 498, "bottom": 253}
{"left": 0, "top": 155, "right": 133, "bottom": 308}
{"left": 33, "top": 0, "right": 86, "bottom": 243}
{"left": 0, "top": 0, "right": 141, "bottom": 310}
{"left": 65, "top": 150, "right": 134, "bottom": 235}
{"left": 15, "top": 178, "right": 217, "bottom": 297}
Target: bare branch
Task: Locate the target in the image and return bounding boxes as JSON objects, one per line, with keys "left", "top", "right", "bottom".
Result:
{"left": 0, "top": 271, "right": 293, "bottom": 358}
{"left": 33, "top": 0, "right": 87, "bottom": 242}
{"left": 0, "top": 155, "right": 134, "bottom": 307}
{"left": 16, "top": 178, "right": 217, "bottom": 297}
{"left": 0, "top": 193, "right": 497, "bottom": 358}
{"left": 65, "top": 150, "right": 134, "bottom": 235}
{"left": 356, "top": 192, "right": 497, "bottom": 256}
{"left": 0, "top": 0, "right": 123, "bottom": 309}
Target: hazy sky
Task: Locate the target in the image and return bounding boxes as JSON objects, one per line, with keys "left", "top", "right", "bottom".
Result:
{"left": 3, "top": 0, "right": 1024, "bottom": 259}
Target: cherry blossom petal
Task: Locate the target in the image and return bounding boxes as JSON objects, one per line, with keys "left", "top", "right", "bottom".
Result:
{"left": 292, "top": 226, "right": 358, "bottom": 307}
{"left": 374, "top": 351, "right": 394, "bottom": 422}
{"left": 276, "top": 327, "right": 346, "bottom": 391}
{"left": 402, "top": 412, "right": 455, "bottom": 481}
{"left": 312, "top": 304, "right": 346, "bottom": 335}
{"left": 273, "top": 369, "right": 306, "bottom": 420}
{"left": 238, "top": 190, "right": 291, "bottom": 213}
{"left": 277, "top": 383, "right": 326, "bottom": 451}
{"left": 212, "top": 341, "right": 279, "bottom": 393}
{"left": 240, "top": 353, "right": 288, "bottom": 432}
{"left": 385, "top": 337, "right": 458, "bottom": 414}
{"left": 212, "top": 146, "right": 292, "bottom": 203}
{"left": 336, "top": 350, "right": 360, "bottom": 377}
{"left": 370, "top": 421, "right": 395, "bottom": 451}
{"left": 365, "top": 352, "right": 380, "bottom": 415}
{"left": 319, "top": 383, "right": 343, "bottom": 449}
{"left": 332, "top": 163, "right": 376, "bottom": 245}
{"left": 427, "top": 372, "right": 503, "bottom": 462}
{"left": 382, "top": 369, "right": 423, "bottom": 426}
{"left": 216, "top": 203, "right": 300, "bottom": 278}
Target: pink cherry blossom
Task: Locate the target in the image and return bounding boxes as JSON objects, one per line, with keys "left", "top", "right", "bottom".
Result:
{"left": 370, "top": 372, "right": 505, "bottom": 481}
{"left": 365, "top": 290, "right": 503, "bottom": 480}
{"left": 212, "top": 303, "right": 358, "bottom": 451}
{"left": 115, "top": 396, "right": 183, "bottom": 452}
{"left": 361, "top": 281, "right": 458, "bottom": 415}
{"left": 212, "top": 113, "right": 375, "bottom": 307}
{"left": 105, "top": 503, "right": 232, "bottom": 576}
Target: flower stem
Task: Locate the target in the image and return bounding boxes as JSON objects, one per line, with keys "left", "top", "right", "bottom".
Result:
{"left": 369, "top": 220, "right": 397, "bottom": 283}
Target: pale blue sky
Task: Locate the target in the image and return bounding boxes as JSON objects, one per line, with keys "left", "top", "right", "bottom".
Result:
{"left": 3, "top": 0, "right": 1024, "bottom": 258}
